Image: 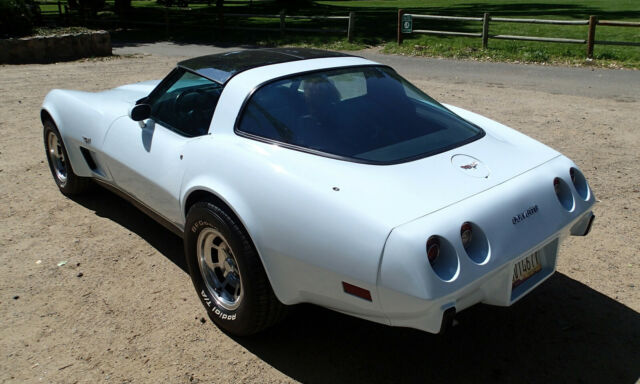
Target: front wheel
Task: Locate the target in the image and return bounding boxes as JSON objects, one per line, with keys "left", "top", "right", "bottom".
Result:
{"left": 43, "top": 120, "right": 90, "bottom": 195}
{"left": 184, "top": 201, "right": 286, "bottom": 335}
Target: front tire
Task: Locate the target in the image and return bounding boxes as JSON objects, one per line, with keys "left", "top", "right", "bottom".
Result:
{"left": 43, "top": 119, "right": 90, "bottom": 195}
{"left": 184, "top": 201, "right": 286, "bottom": 336}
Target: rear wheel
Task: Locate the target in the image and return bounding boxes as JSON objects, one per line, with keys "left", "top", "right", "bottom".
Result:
{"left": 184, "top": 201, "right": 286, "bottom": 335}
{"left": 43, "top": 120, "right": 90, "bottom": 195}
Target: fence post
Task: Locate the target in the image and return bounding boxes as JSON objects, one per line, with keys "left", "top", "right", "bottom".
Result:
{"left": 347, "top": 12, "right": 355, "bottom": 42}
{"left": 279, "top": 10, "right": 286, "bottom": 36}
{"left": 482, "top": 12, "right": 490, "bottom": 49}
{"left": 57, "top": 0, "right": 62, "bottom": 17}
{"left": 587, "top": 15, "right": 598, "bottom": 59}
{"left": 397, "top": 9, "right": 405, "bottom": 45}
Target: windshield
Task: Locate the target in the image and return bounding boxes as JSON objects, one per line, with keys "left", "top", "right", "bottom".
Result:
{"left": 236, "top": 66, "right": 483, "bottom": 164}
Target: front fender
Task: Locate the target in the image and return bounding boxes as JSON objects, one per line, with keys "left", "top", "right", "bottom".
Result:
{"left": 42, "top": 90, "right": 98, "bottom": 177}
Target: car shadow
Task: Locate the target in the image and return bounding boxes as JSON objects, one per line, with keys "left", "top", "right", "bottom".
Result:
{"left": 71, "top": 188, "right": 640, "bottom": 384}
{"left": 71, "top": 187, "right": 187, "bottom": 273}
{"left": 238, "top": 276, "right": 640, "bottom": 383}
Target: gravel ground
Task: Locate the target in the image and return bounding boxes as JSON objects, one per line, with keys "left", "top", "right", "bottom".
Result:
{"left": 0, "top": 53, "right": 638, "bottom": 384}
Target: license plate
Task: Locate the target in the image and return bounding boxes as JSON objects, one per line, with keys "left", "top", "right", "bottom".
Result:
{"left": 512, "top": 251, "right": 542, "bottom": 288}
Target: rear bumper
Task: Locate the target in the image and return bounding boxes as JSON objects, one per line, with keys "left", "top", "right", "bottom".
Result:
{"left": 377, "top": 155, "right": 595, "bottom": 333}
{"left": 380, "top": 235, "right": 563, "bottom": 334}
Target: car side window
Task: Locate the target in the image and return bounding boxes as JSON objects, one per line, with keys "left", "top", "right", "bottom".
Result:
{"left": 149, "top": 70, "right": 223, "bottom": 137}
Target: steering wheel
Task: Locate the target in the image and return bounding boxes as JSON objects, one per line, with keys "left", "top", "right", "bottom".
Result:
{"left": 174, "top": 89, "right": 208, "bottom": 120}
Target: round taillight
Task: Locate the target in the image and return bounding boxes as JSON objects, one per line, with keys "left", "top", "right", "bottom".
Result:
{"left": 569, "top": 167, "right": 590, "bottom": 200}
{"left": 425, "top": 236, "right": 459, "bottom": 281}
{"left": 460, "top": 222, "right": 490, "bottom": 264}
{"left": 553, "top": 177, "right": 574, "bottom": 211}
{"left": 426, "top": 236, "right": 440, "bottom": 265}
{"left": 460, "top": 222, "right": 473, "bottom": 249}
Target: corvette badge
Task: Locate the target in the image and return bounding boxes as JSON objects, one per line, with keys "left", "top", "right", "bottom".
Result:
{"left": 460, "top": 161, "right": 478, "bottom": 170}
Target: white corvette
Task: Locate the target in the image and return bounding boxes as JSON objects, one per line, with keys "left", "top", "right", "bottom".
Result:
{"left": 42, "top": 48, "right": 595, "bottom": 335}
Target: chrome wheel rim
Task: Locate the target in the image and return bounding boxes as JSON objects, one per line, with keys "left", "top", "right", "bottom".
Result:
{"left": 46, "top": 131, "right": 67, "bottom": 184}
{"left": 197, "top": 228, "right": 243, "bottom": 310}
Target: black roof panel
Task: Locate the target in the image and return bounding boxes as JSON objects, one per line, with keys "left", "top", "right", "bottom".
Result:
{"left": 178, "top": 48, "right": 354, "bottom": 84}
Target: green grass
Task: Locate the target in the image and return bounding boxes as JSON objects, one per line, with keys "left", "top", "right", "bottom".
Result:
{"left": 318, "top": 0, "right": 640, "bottom": 68}
{"left": 34, "top": 0, "right": 640, "bottom": 68}
{"left": 383, "top": 37, "right": 640, "bottom": 69}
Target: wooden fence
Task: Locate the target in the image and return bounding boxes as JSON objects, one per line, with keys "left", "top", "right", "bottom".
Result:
{"left": 220, "top": 12, "right": 356, "bottom": 41}
{"left": 35, "top": 4, "right": 639, "bottom": 58}
{"left": 37, "top": 3, "right": 356, "bottom": 42}
{"left": 397, "top": 10, "right": 640, "bottom": 58}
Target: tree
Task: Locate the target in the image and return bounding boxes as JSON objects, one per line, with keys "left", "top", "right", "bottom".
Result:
{"left": 67, "top": 0, "right": 105, "bottom": 16}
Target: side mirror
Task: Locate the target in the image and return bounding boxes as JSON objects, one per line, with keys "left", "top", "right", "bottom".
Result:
{"left": 129, "top": 104, "right": 151, "bottom": 122}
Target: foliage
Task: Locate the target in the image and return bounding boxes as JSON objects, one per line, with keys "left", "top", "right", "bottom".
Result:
{"left": 67, "top": 0, "right": 106, "bottom": 15}
{"left": 114, "top": 0, "right": 132, "bottom": 14}
{"left": 155, "top": 0, "right": 188, "bottom": 7}
{"left": 33, "top": 26, "right": 93, "bottom": 35}
{"left": 275, "top": 0, "right": 313, "bottom": 11}
{"left": 0, "top": 0, "right": 41, "bottom": 38}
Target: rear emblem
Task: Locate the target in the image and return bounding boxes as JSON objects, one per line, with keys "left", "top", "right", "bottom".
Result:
{"left": 451, "top": 155, "right": 490, "bottom": 178}
{"left": 512, "top": 205, "right": 539, "bottom": 225}
{"left": 460, "top": 161, "right": 478, "bottom": 170}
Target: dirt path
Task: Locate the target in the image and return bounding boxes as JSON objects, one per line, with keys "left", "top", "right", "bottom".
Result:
{"left": 1, "top": 54, "right": 638, "bottom": 383}
{"left": 113, "top": 42, "right": 640, "bottom": 101}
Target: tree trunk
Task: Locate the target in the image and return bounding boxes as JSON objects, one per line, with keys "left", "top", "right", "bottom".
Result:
{"left": 216, "top": 0, "right": 223, "bottom": 24}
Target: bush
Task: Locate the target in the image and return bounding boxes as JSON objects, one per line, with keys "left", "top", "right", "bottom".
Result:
{"left": 67, "top": 0, "right": 106, "bottom": 16}
{"left": 0, "top": 0, "right": 41, "bottom": 38}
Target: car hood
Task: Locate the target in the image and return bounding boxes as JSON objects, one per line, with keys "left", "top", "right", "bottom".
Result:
{"left": 96, "top": 79, "right": 161, "bottom": 114}
{"left": 49, "top": 80, "right": 161, "bottom": 124}
{"left": 110, "top": 80, "right": 161, "bottom": 102}
{"left": 236, "top": 104, "right": 560, "bottom": 229}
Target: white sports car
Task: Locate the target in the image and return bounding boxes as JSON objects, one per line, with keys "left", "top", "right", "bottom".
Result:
{"left": 42, "top": 48, "right": 595, "bottom": 335}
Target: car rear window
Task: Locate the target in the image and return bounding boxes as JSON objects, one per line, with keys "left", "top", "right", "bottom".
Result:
{"left": 236, "top": 66, "right": 483, "bottom": 164}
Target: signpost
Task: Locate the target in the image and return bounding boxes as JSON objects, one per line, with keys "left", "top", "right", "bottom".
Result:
{"left": 401, "top": 14, "right": 413, "bottom": 33}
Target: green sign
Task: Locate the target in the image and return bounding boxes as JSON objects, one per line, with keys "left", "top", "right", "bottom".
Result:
{"left": 401, "top": 14, "right": 412, "bottom": 33}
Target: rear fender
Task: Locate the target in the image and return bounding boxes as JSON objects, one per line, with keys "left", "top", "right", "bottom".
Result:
{"left": 180, "top": 168, "right": 390, "bottom": 323}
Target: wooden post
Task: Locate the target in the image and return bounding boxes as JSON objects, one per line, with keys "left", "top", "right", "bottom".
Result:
{"left": 397, "top": 9, "right": 405, "bottom": 45}
{"left": 279, "top": 10, "right": 286, "bottom": 36}
{"left": 347, "top": 12, "right": 355, "bottom": 42}
{"left": 482, "top": 12, "right": 490, "bottom": 49}
{"left": 587, "top": 15, "right": 598, "bottom": 59}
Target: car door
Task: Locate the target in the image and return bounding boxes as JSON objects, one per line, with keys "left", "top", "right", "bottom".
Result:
{"left": 101, "top": 69, "right": 223, "bottom": 227}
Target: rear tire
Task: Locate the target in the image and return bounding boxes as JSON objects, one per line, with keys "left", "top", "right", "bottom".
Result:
{"left": 184, "top": 201, "right": 286, "bottom": 336}
{"left": 43, "top": 119, "right": 91, "bottom": 195}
